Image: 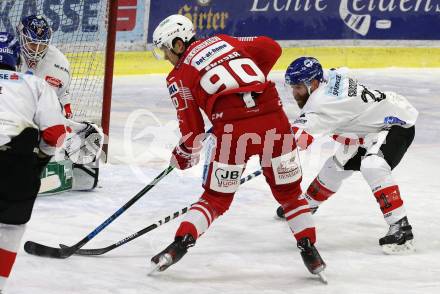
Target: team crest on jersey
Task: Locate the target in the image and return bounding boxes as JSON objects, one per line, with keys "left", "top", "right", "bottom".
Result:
{"left": 45, "top": 76, "right": 63, "bottom": 88}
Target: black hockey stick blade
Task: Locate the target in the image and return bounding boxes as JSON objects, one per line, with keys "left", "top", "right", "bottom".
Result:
{"left": 23, "top": 165, "right": 176, "bottom": 259}
{"left": 23, "top": 131, "right": 216, "bottom": 260}
{"left": 59, "top": 243, "right": 111, "bottom": 256}
{"left": 68, "top": 170, "right": 263, "bottom": 257}
{"left": 24, "top": 241, "right": 77, "bottom": 259}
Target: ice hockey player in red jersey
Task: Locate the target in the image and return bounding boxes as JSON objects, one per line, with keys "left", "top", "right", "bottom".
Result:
{"left": 149, "top": 15, "right": 327, "bottom": 280}
{"left": 0, "top": 32, "right": 69, "bottom": 292}
{"left": 279, "top": 57, "right": 418, "bottom": 254}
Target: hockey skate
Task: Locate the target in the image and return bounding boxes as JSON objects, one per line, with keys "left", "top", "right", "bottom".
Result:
{"left": 276, "top": 205, "right": 318, "bottom": 219}
{"left": 149, "top": 234, "right": 196, "bottom": 275}
{"left": 297, "top": 237, "right": 327, "bottom": 284}
{"left": 379, "top": 216, "right": 415, "bottom": 254}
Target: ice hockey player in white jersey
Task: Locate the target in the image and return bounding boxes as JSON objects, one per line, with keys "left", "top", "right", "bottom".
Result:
{"left": 278, "top": 57, "right": 418, "bottom": 254}
{"left": 16, "top": 15, "right": 101, "bottom": 193}
{"left": 17, "top": 15, "right": 72, "bottom": 118}
{"left": 0, "top": 32, "right": 68, "bottom": 292}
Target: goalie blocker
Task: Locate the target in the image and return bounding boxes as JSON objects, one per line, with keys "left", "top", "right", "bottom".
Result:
{"left": 39, "top": 121, "right": 104, "bottom": 195}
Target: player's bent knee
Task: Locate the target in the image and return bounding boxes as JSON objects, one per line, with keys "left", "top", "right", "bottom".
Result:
{"left": 318, "top": 157, "right": 353, "bottom": 192}
{"left": 360, "top": 155, "right": 392, "bottom": 184}
{"left": 360, "top": 155, "right": 391, "bottom": 173}
{"left": 270, "top": 181, "right": 302, "bottom": 202}
{"left": 201, "top": 191, "right": 234, "bottom": 217}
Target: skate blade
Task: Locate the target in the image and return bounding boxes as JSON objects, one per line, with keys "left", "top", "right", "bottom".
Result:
{"left": 147, "top": 262, "right": 162, "bottom": 276}
{"left": 317, "top": 271, "right": 328, "bottom": 284}
{"left": 147, "top": 253, "right": 173, "bottom": 276}
{"left": 382, "top": 239, "right": 415, "bottom": 255}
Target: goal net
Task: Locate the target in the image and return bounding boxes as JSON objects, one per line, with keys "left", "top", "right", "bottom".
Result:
{"left": 0, "top": 0, "right": 114, "bottom": 127}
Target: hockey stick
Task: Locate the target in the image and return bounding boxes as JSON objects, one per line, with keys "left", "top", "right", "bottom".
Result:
{"left": 24, "top": 129, "right": 214, "bottom": 259}
{"left": 24, "top": 165, "right": 176, "bottom": 259}
{"left": 67, "top": 170, "right": 263, "bottom": 256}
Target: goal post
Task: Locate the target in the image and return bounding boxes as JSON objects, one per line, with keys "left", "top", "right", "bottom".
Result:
{"left": 1, "top": 0, "right": 117, "bottom": 157}
{"left": 102, "top": 0, "right": 118, "bottom": 158}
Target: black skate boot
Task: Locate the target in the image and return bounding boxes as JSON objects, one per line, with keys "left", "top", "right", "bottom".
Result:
{"left": 297, "top": 237, "right": 326, "bottom": 276}
{"left": 276, "top": 205, "right": 318, "bottom": 219}
{"left": 379, "top": 216, "right": 415, "bottom": 254}
{"left": 276, "top": 206, "right": 285, "bottom": 219}
{"left": 149, "top": 234, "right": 196, "bottom": 274}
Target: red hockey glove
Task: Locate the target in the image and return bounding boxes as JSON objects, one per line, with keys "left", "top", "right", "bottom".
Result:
{"left": 64, "top": 103, "right": 73, "bottom": 119}
{"left": 170, "top": 143, "right": 200, "bottom": 170}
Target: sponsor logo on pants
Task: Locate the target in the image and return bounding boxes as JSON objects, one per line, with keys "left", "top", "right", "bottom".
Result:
{"left": 272, "top": 150, "right": 302, "bottom": 185}
{"left": 209, "top": 162, "right": 243, "bottom": 193}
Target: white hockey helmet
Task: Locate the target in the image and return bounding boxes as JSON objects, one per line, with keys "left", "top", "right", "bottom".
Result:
{"left": 152, "top": 14, "right": 195, "bottom": 59}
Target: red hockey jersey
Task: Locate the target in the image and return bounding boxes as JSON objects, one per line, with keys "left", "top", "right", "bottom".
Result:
{"left": 166, "top": 34, "right": 282, "bottom": 150}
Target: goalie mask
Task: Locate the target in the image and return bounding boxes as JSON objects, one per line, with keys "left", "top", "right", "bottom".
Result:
{"left": 152, "top": 14, "right": 195, "bottom": 60}
{"left": 17, "top": 15, "right": 52, "bottom": 68}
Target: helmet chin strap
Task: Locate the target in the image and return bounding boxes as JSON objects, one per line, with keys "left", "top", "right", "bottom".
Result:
{"left": 304, "top": 81, "right": 313, "bottom": 96}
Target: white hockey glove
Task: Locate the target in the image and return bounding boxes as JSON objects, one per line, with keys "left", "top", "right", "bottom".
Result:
{"left": 64, "top": 120, "right": 104, "bottom": 165}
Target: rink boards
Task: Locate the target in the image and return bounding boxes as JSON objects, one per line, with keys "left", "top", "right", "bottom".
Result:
{"left": 113, "top": 47, "right": 440, "bottom": 75}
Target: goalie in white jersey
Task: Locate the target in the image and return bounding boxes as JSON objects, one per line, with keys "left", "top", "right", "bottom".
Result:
{"left": 16, "top": 15, "right": 101, "bottom": 193}
{"left": 0, "top": 32, "right": 68, "bottom": 292}
{"left": 279, "top": 57, "right": 418, "bottom": 254}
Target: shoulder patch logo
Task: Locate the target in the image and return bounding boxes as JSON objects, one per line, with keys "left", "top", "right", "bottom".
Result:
{"left": 168, "top": 82, "right": 179, "bottom": 96}
{"left": 45, "top": 76, "right": 63, "bottom": 88}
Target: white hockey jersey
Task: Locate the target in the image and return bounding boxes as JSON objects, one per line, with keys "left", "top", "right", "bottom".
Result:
{"left": 0, "top": 70, "right": 67, "bottom": 155}
{"left": 20, "top": 45, "right": 72, "bottom": 106}
{"left": 293, "top": 70, "right": 419, "bottom": 139}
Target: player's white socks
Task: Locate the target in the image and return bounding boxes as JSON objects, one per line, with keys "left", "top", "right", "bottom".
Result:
{"left": 0, "top": 224, "right": 26, "bottom": 291}
{"left": 360, "top": 155, "right": 406, "bottom": 225}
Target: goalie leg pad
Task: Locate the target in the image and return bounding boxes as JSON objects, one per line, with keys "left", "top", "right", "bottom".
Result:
{"left": 72, "top": 162, "right": 99, "bottom": 191}
{"left": 38, "top": 159, "right": 73, "bottom": 195}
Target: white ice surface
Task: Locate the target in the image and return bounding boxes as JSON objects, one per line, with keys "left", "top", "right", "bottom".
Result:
{"left": 6, "top": 69, "right": 440, "bottom": 294}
